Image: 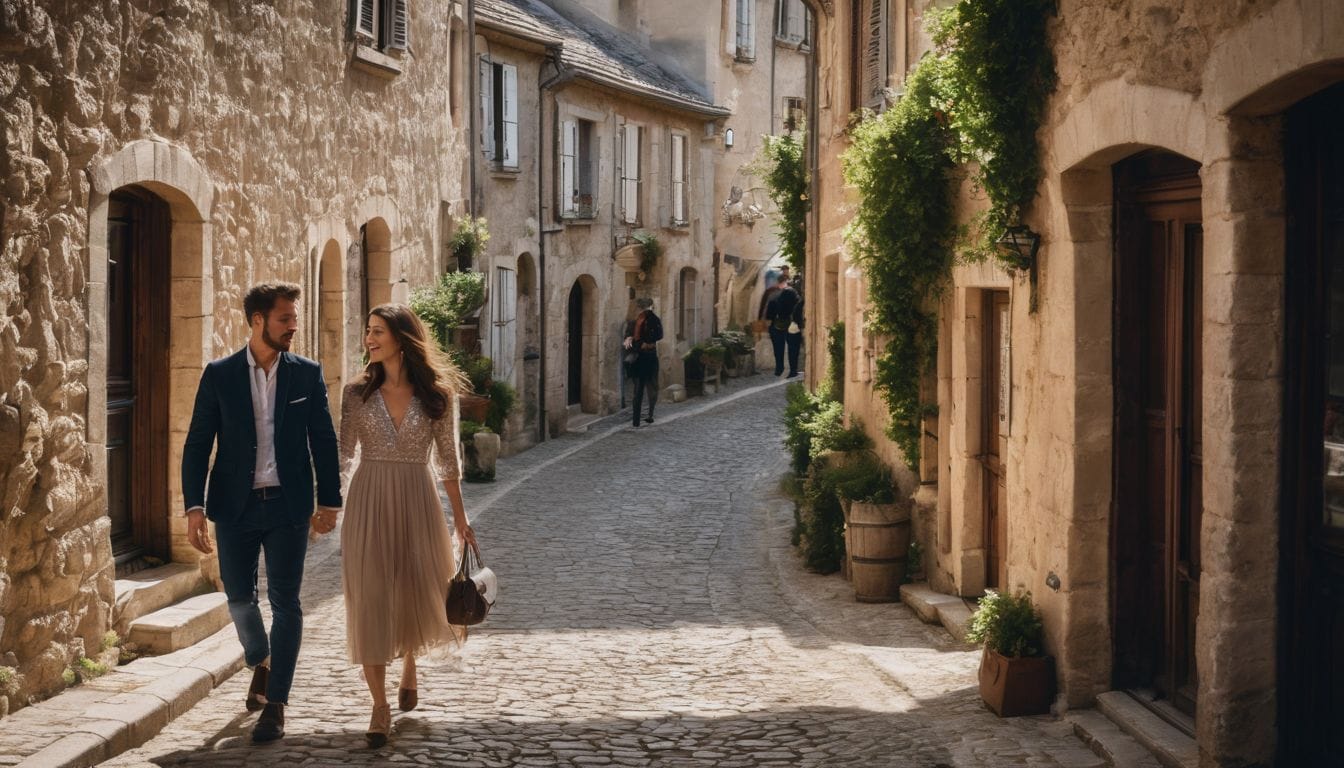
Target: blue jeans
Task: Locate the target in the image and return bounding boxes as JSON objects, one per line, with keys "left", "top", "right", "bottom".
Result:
{"left": 215, "top": 492, "right": 309, "bottom": 704}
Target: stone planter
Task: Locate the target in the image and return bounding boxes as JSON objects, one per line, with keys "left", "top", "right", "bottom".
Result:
{"left": 977, "top": 648, "right": 1055, "bottom": 717}
{"left": 462, "top": 431, "right": 501, "bottom": 482}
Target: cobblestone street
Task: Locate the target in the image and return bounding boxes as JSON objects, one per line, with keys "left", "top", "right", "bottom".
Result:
{"left": 102, "top": 382, "right": 1100, "bottom": 767}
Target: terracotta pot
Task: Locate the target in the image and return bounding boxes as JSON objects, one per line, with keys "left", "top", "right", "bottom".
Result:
{"left": 977, "top": 648, "right": 1055, "bottom": 717}
{"left": 459, "top": 393, "right": 489, "bottom": 423}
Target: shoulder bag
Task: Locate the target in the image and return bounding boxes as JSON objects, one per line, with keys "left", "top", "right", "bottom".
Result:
{"left": 446, "top": 541, "right": 496, "bottom": 625}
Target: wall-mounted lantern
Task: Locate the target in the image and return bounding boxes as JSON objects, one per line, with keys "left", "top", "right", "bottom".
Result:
{"left": 996, "top": 223, "right": 1041, "bottom": 313}
{"left": 724, "top": 128, "right": 734, "bottom": 150}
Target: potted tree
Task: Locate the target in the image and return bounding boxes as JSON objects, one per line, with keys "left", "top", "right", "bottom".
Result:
{"left": 965, "top": 590, "right": 1055, "bottom": 717}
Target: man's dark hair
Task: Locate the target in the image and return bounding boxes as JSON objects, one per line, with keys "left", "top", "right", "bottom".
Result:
{"left": 243, "top": 282, "right": 302, "bottom": 324}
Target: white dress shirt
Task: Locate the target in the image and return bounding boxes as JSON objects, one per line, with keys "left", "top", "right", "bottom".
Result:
{"left": 246, "top": 345, "right": 281, "bottom": 488}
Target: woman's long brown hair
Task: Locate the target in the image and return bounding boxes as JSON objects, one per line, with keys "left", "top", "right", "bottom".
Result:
{"left": 358, "top": 304, "right": 468, "bottom": 421}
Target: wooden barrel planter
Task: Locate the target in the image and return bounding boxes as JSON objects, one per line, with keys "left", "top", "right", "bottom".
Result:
{"left": 847, "top": 500, "right": 911, "bottom": 603}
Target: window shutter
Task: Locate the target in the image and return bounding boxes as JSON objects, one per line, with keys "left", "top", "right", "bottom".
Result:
{"left": 354, "top": 0, "right": 376, "bottom": 38}
{"left": 671, "top": 134, "right": 686, "bottom": 224}
{"left": 479, "top": 59, "right": 495, "bottom": 160}
{"left": 389, "top": 0, "right": 409, "bottom": 50}
{"left": 560, "top": 119, "right": 577, "bottom": 215}
{"left": 735, "top": 0, "right": 754, "bottom": 59}
{"left": 501, "top": 64, "right": 519, "bottom": 168}
{"left": 622, "top": 124, "right": 641, "bottom": 224}
{"left": 862, "top": 0, "right": 885, "bottom": 105}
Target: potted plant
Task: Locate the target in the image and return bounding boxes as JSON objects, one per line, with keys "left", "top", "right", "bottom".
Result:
{"left": 832, "top": 451, "right": 906, "bottom": 600}
{"left": 410, "top": 270, "right": 487, "bottom": 351}
{"left": 459, "top": 420, "right": 500, "bottom": 482}
{"left": 630, "top": 231, "right": 662, "bottom": 282}
{"left": 717, "top": 329, "right": 754, "bottom": 376}
{"left": 450, "top": 352, "right": 494, "bottom": 423}
{"left": 448, "top": 216, "right": 491, "bottom": 271}
{"left": 965, "top": 590, "right": 1055, "bottom": 717}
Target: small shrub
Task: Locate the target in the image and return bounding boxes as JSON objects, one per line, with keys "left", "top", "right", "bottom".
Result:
{"left": 630, "top": 231, "right": 663, "bottom": 275}
{"left": 485, "top": 379, "right": 517, "bottom": 434}
{"left": 61, "top": 667, "right": 76, "bottom": 686}
{"left": 966, "top": 589, "right": 1045, "bottom": 658}
{"left": 101, "top": 631, "right": 120, "bottom": 651}
{"left": 77, "top": 657, "right": 107, "bottom": 679}
{"left": 460, "top": 419, "right": 492, "bottom": 439}
{"left": 0, "top": 666, "right": 16, "bottom": 695}
{"left": 830, "top": 451, "right": 895, "bottom": 504}
{"left": 783, "top": 382, "right": 823, "bottom": 475}
{"left": 410, "top": 270, "right": 488, "bottom": 348}
{"left": 826, "top": 321, "right": 845, "bottom": 401}
{"left": 448, "top": 216, "right": 491, "bottom": 264}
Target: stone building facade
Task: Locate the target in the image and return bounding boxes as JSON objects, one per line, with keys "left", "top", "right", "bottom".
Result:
{"left": 0, "top": 0, "right": 469, "bottom": 714}
{"left": 799, "top": 0, "right": 1344, "bottom": 765}
{"left": 471, "top": 0, "right": 728, "bottom": 441}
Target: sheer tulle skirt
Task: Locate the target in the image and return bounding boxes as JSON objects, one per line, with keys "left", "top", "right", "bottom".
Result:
{"left": 342, "top": 459, "right": 465, "bottom": 665}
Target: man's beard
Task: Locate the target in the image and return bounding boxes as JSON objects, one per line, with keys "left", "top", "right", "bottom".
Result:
{"left": 263, "top": 326, "right": 293, "bottom": 352}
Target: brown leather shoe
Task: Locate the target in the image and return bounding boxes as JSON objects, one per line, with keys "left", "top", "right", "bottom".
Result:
{"left": 245, "top": 665, "right": 269, "bottom": 712}
{"left": 398, "top": 687, "right": 417, "bottom": 712}
{"left": 251, "top": 702, "right": 285, "bottom": 743}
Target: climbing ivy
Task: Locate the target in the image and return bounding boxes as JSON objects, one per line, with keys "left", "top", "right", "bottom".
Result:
{"left": 754, "top": 130, "right": 810, "bottom": 272}
{"left": 841, "top": 0, "right": 1056, "bottom": 465}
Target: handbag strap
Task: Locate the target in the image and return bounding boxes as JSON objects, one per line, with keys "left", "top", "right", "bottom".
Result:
{"left": 455, "top": 539, "right": 485, "bottom": 579}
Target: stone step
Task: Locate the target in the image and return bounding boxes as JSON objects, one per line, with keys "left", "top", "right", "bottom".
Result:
{"left": 565, "top": 411, "right": 603, "bottom": 434}
{"left": 899, "top": 581, "right": 975, "bottom": 645}
{"left": 1095, "top": 691, "right": 1198, "bottom": 768}
{"left": 112, "top": 563, "right": 210, "bottom": 637}
{"left": 1068, "top": 709, "right": 1164, "bottom": 768}
{"left": 126, "top": 592, "right": 231, "bottom": 655}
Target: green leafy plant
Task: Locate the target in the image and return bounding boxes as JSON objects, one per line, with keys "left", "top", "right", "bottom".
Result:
{"left": 61, "top": 667, "right": 76, "bottom": 686}
{"left": 77, "top": 656, "right": 107, "bottom": 679}
{"left": 783, "top": 382, "right": 824, "bottom": 475}
{"left": 484, "top": 379, "right": 517, "bottom": 435}
{"left": 752, "top": 130, "right": 810, "bottom": 272}
{"left": 101, "top": 631, "right": 120, "bottom": 651}
{"left": 449, "top": 216, "right": 491, "bottom": 263}
{"left": 826, "top": 321, "right": 845, "bottom": 402}
{"left": 449, "top": 350, "right": 495, "bottom": 395}
{"left": 411, "top": 270, "right": 488, "bottom": 349}
{"left": 799, "top": 453, "right": 848, "bottom": 573}
{"left": 966, "top": 589, "right": 1045, "bottom": 658}
{"left": 0, "top": 666, "right": 16, "bottom": 695}
{"left": 630, "top": 231, "right": 663, "bottom": 276}
{"left": 717, "top": 330, "right": 753, "bottom": 355}
{"left": 831, "top": 451, "right": 896, "bottom": 504}
{"left": 459, "top": 419, "right": 493, "bottom": 439}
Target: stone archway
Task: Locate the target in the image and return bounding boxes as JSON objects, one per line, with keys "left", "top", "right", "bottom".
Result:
{"left": 87, "top": 139, "right": 214, "bottom": 567}
{"left": 318, "top": 239, "right": 346, "bottom": 409}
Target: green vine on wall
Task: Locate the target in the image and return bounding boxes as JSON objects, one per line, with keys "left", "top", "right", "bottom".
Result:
{"left": 841, "top": 0, "right": 1056, "bottom": 465}
{"left": 753, "top": 131, "right": 810, "bottom": 272}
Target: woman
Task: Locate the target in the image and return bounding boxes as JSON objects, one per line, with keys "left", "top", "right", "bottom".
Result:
{"left": 338, "top": 304, "right": 478, "bottom": 747}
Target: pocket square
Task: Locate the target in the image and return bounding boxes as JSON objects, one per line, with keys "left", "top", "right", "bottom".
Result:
{"left": 288, "top": 397, "right": 308, "bottom": 404}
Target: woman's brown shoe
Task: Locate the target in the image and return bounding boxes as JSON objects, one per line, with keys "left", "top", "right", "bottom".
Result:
{"left": 398, "top": 687, "right": 418, "bottom": 712}
{"left": 366, "top": 703, "right": 392, "bottom": 748}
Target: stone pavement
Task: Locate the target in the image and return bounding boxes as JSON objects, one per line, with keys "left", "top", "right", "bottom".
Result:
{"left": 99, "top": 378, "right": 1103, "bottom": 767}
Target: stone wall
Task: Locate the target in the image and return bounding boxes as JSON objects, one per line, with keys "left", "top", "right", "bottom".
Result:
{"left": 0, "top": 0, "right": 466, "bottom": 714}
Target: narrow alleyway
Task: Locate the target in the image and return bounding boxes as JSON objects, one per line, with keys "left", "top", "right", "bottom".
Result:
{"left": 102, "top": 383, "right": 1100, "bottom": 767}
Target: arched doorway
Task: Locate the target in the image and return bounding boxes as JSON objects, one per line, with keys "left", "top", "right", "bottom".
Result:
{"left": 318, "top": 239, "right": 345, "bottom": 408}
{"left": 517, "top": 254, "right": 539, "bottom": 439}
{"left": 1282, "top": 81, "right": 1344, "bottom": 765}
{"left": 107, "top": 185, "right": 172, "bottom": 566}
{"left": 1111, "top": 150, "right": 1203, "bottom": 718}
{"left": 567, "top": 280, "right": 584, "bottom": 407}
{"left": 361, "top": 217, "right": 392, "bottom": 318}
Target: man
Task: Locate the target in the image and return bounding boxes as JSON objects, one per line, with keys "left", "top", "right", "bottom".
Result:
{"left": 757, "top": 264, "right": 791, "bottom": 320}
{"left": 623, "top": 296, "right": 663, "bottom": 427}
{"left": 765, "top": 275, "right": 803, "bottom": 377}
{"left": 181, "top": 282, "right": 342, "bottom": 743}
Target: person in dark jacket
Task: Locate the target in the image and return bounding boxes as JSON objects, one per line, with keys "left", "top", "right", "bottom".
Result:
{"left": 181, "top": 282, "right": 342, "bottom": 743}
{"left": 765, "top": 276, "right": 803, "bottom": 377}
{"left": 624, "top": 296, "right": 663, "bottom": 426}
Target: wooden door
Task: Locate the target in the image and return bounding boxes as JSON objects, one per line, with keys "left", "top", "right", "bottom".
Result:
{"left": 1112, "top": 152, "right": 1202, "bottom": 717}
{"left": 106, "top": 188, "right": 170, "bottom": 568}
{"left": 981, "top": 290, "right": 1009, "bottom": 590}
{"left": 567, "top": 282, "right": 583, "bottom": 406}
{"left": 1282, "top": 81, "right": 1344, "bottom": 766}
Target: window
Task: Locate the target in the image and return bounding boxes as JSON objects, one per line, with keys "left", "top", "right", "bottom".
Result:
{"left": 775, "top": 0, "right": 810, "bottom": 46}
{"left": 678, "top": 268, "right": 698, "bottom": 341}
{"left": 783, "top": 97, "right": 804, "bottom": 133}
{"left": 618, "top": 123, "right": 642, "bottom": 225}
{"left": 478, "top": 58, "right": 519, "bottom": 168}
{"left": 670, "top": 133, "right": 688, "bottom": 225}
{"left": 735, "top": 0, "right": 755, "bottom": 61}
{"left": 352, "top": 0, "right": 409, "bottom": 52}
{"left": 560, "top": 118, "right": 597, "bottom": 218}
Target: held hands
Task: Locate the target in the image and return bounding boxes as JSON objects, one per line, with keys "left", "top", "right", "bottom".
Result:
{"left": 623, "top": 336, "right": 634, "bottom": 350}
{"left": 310, "top": 506, "right": 340, "bottom": 535}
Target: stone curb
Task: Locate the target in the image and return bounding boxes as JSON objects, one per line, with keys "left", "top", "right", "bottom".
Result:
{"left": 8, "top": 625, "right": 243, "bottom": 768}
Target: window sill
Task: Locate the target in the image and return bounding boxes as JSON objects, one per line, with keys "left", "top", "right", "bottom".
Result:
{"left": 352, "top": 44, "right": 403, "bottom": 79}
{"left": 774, "top": 36, "right": 810, "bottom": 51}
{"left": 663, "top": 221, "right": 691, "bottom": 233}
{"left": 733, "top": 55, "right": 756, "bottom": 66}
{"left": 560, "top": 215, "right": 597, "bottom": 226}
{"left": 489, "top": 166, "right": 522, "bottom": 179}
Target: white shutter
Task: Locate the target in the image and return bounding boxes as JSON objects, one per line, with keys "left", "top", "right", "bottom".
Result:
{"left": 389, "top": 0, "right": 409, "bottom": 49}
{"left": 736, "top": 0, "right": 754, "bottom": 59}
{"left": 560, "top": 119, "right": 577, "bottom": 215}
{"left": 671, "top": 134, "right": 686, "bottom": 224}
{"left": 479, "top": 59, "right": 495, "bottom": 160}
{"left": 501, "top": 64, "right": 519, "bottom": 168}
{"left": 863, "top": 0, "right": 886, "bottom": 105}
{"left": 787, "top": 1, "right": 804, "bottom": 41}
{"left": 622, "top": 124, "right": 640, "bottom": 224}
{"left": 491, "top": 267, "right": 518, "bottom": 382}
{"left": 355, "top": 0, "right": 376, "bottom": 38}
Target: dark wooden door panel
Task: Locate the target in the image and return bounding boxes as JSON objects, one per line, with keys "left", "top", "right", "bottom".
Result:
{"left": 982, "top": 290, "right": 1009, "bottom": 590}
{"left": 567, "top": 283, "right": 583, "bottom": 406}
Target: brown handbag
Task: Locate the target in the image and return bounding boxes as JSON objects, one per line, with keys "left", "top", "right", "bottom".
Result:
{"left": 446, "top": 542, "right": 494, "bottom": 625}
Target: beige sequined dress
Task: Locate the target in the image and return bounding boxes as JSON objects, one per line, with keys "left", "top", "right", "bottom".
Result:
{"left": 339, "top": 383, "right": 465, "bottom": 665}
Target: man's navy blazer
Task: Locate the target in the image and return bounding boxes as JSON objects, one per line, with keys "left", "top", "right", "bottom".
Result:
{"left": 181, "top": 347, "right": 342, "bottom": 526}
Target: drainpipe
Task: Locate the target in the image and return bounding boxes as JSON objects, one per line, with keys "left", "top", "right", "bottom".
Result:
{"left": 467, "top": 0, "right": 478, "bottom": 216}
{"left": 536, "top": 51, "right": 574, "bottom": 443}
